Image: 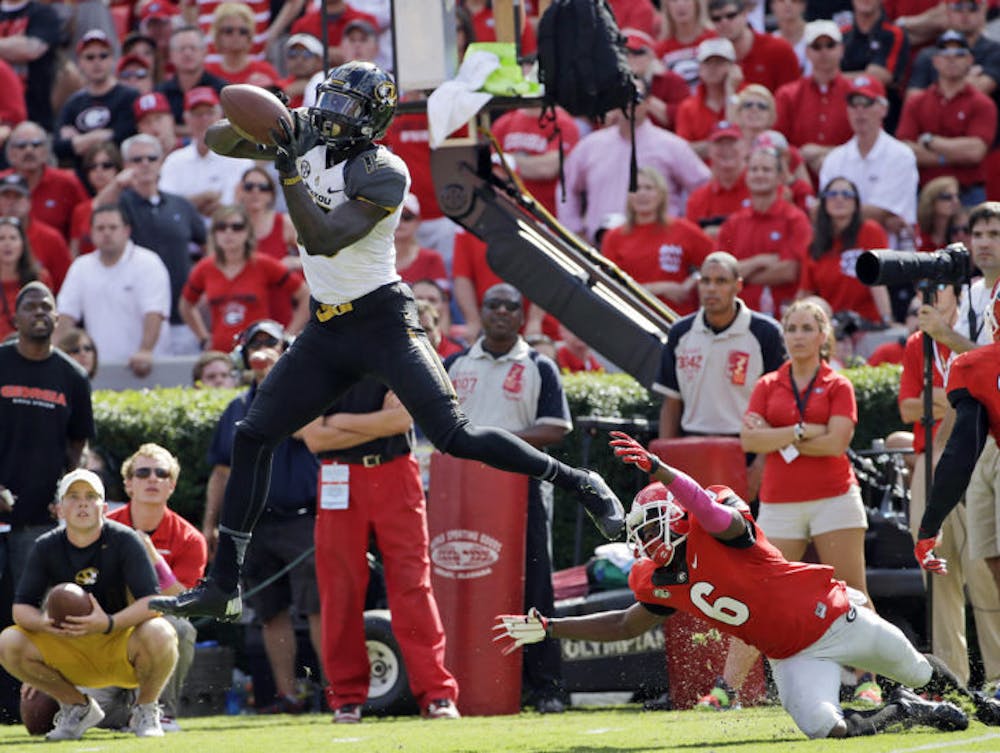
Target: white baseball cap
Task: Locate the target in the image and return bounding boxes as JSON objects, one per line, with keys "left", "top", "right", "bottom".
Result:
{"left": 57, "top": 469, "right": 105, "bottom": 501}
{"left": 804, "top": 20, "right": 843, "bottom": 47}
{"left": 697, "top": 38, "right": 736, "bottom": 63}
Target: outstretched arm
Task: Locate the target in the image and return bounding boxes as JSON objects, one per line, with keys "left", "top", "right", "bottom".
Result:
{"left": 492, "top": 603, "right": 665, "bottom": 655}
{"left": 609, "top": 431, "right": 744, "bottom": 540}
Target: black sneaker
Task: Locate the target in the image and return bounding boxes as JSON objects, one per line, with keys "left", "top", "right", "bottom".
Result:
{"left": 574, "top": 471, "right": 625, "bottom": 540}
{"left": 891, "top": 687, "right": 968, "bottom": 731}
{"left": 972, "top": 691, "right": 1000, "bottom": 726}
{"left": 149, "top": 578, "right": 242, "bottom": 622}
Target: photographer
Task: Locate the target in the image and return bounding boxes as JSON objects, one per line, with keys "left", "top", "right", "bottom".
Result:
{"left": 915, "top": 203, "right": 1000, "bottom": 600}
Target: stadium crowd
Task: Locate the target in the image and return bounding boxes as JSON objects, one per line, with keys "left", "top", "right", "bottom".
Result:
{"left": 1, "top": 0, "right": 1000, "bottom": 738}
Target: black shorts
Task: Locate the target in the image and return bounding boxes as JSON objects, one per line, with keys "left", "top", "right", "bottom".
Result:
{"left": 243, "top": 282, "right": 468, "bottom": 449}
{"left": 243, "top": 514, "right": 320, "bottom": 621}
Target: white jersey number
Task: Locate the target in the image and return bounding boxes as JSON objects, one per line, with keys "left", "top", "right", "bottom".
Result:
{"left": 690, "top": 581, "right": 750, "bottom": 626}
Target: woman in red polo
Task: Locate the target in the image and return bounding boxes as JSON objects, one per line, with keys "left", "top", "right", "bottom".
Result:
{"left": 600, "top": 166, "right": 713, "bottom": 316}
{"left": 179, "top": 205, "right": 309, "bottom": 352}
{"left": 740, "top": 298, "right": 876, "bottom": 699}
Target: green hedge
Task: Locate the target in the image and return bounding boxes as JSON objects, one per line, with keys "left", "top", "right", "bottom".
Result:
{"left": 92, "top": 365, "right": 906, "bottom": 569}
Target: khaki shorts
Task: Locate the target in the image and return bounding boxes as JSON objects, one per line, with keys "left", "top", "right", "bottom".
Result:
{"left": 15, "top": 627, "right": 137, "bottom": 688}
{"left": 967, "top": 439, "right": 1000, "bottom": 560}
{"left": 757, "top": 486, "right": 868, "bottom": 540}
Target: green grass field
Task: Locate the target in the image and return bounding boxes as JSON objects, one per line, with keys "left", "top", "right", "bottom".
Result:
{"left": 2, "top": 704, "right": 999, "bottom": 753}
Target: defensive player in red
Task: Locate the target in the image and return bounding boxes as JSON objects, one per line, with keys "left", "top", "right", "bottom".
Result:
{"left": 916, "top": 280, "right": 1000, "bottom": 579}
{"left": 494, "top": 431, "right": 1000, "bottom": 738}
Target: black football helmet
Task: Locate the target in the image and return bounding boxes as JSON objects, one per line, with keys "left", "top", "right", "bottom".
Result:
{"left": 310, "top": 61, "right": 398, "bottom": 149}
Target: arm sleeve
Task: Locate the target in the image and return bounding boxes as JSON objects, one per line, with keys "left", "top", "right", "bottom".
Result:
{"left": 14, "top": 540, "right": 50, "bottom": 606}
{"left": 66, "top": 371, "right": 96, "bottom": 443}
{"left": 181, "top": 259, "right": 206, "bottom": 303}
{"left": 755, "top": 317, "right": 789, "bottom": 373}
{"left": 167, "top": 527, "right": 208, "bottom": 589}
{"left": 121, "top": 529, "right": 159, "bottom": 598}
{"left": 344, "top": 149, "right": 408, "bottom": 211}
{"left": 533, "top": 354, "right": 573, "bottom": 427}
{"left": 829, "top": 375, "right": 859, "bottom": 423}
{"left": 206, "top": 401, "right": 240, "bottom": 467}
{"left": 917, "top": 393, "right": 990, "bottom": 538}
{"left": 654, "top": 327, "right": 681, "bottom": 396}
{"left": 895, "top": 96, "right": 920, "bottom": 141}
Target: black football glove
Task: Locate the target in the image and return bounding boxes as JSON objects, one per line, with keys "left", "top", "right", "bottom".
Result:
{"left": 270, "top": 111, "right": 319, "bottom": 178}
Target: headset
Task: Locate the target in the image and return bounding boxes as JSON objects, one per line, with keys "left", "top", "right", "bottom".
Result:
{"left": 230, "top": 319, "right": 292, "bottom": 371}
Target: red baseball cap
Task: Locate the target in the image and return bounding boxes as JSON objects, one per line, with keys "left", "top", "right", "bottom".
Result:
{"left": 708, "top": 121, "right": 742, "bottom": 142}
{"left": 133, "top": 92, "right": 171, "bottom": 120}
{"left": 76, "top": 29, "right": 112, "bottom": 55}
{"left": 140, "top": 0, "right": 180, "bottom": 22}
{"left": 622, "top": 27, "right": 655, "bottom": 53}
{"left": 184, "top": 86, "right": 220, "bottom": 111}
{"left": 846, "top": 74, "right": 886, "bottom": 102}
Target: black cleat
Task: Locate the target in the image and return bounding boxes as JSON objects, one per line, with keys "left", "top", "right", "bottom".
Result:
{"left": 891, "top": 688, "right": 968, "bottom": 732}
{"left": 574, "top": 470, "right": 625, "bottom": 540}
{"left": 972, "top": 691, "right": 1000, "bottom": 726}
{"left": 149, "top": 578, "right": 242, "bottom": 622}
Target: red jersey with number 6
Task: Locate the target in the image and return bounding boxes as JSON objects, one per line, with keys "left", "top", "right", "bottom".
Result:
{"left": 946, "top": 341, "right": 1000, "bottom": 444}
{"left": 628, "top": 508, "right": 851, "bottom": 659}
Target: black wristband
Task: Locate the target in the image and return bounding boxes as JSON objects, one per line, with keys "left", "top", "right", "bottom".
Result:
{"left": 103, "top": 614, "right": 114, "bottom": 635}
{"left": 647, "top": 454, "right": 662, "bottom": 475}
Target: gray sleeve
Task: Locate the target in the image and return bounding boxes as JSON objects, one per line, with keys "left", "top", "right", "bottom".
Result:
{"left": 343, "top": 147, "right": 408, "bottom": 211}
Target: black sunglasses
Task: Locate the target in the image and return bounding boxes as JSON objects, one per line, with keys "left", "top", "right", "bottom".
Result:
{"left": 128, "top": 154, "right": 159, "bottom": 164}
{"left": 220, "top": 26, "right": 252, "bottom": 36}
{"left": 484, "top": 299, "right": 521, "bottom": 311}
{"left": 710, "top": 9, "right": 742, "bottom": 22}
{"left": 215, "top": 222, "right": 247, "bottom": 232}
{"left": 133, "top": 467, "right": 171, "bottom": 479}
{"left": 242, "top": 181, "right": 272, "bottom": 192}
{"left": 822, "top": 189, "right": 857, "bottom": 200}
{"left": 88, "top": 160, "right": 117, "bottom": 170}
{"left": 11, "top": 139, "right": 44, "bottom": 150}
{"left": 120, "top": 70, "right": 150, "bottom": 80}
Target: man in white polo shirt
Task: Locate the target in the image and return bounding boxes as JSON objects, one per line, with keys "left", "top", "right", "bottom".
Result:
{"left": 54, "top": 204, "right": 171, "bottom": 376}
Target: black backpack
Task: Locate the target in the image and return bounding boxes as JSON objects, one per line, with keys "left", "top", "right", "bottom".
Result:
{"left": 537, "top": 0, "right": 636, "bottom": 120}
{"left": 536, "top": 0, "right": 639, "bottom": 193}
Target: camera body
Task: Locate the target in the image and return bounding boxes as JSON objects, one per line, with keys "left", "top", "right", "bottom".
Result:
{"left": 855, "top": 243, "right": 972, "bottom": 287}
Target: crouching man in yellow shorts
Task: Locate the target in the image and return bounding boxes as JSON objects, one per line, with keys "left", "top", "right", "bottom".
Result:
{"left": 0, "top": 469, "right": 177, "bottom": 740}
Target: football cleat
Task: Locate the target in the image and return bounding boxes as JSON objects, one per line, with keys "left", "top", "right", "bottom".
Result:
{"left": 574, "top": 471, "right": 625, "bottom": 539}
{"left": 696, "top": 678, "right": 738, "bottom": 711}
{"left": 891, "top": 687, "right": 968, "bottom": 731}
{"left": 972, "top": 691, "right": 1000, "bottom": 726}
{"left": 150, "top": 578, "right": 242, "bottom": 622}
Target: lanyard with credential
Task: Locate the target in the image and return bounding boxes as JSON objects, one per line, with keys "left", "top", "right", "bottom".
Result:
{"left": 789, "top": 367, "right": 819, "bottom": 423}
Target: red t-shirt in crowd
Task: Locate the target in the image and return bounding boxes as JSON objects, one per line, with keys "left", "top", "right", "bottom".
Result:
{"left": 675, "top": 86, "right": 726, "bottom": 144}
{"left": 255, "top": 212, "right": 296, "bottom": 326}
{"left": 26, "top": 219, "right": 71, "bottom": 293}
{"left": 655, "top": 29, "right": 717, "bottom": 90}
{"left": 717, "top": 197, "right": 812, "bottom": 314}
{"left": 648, "top": 68, "right": 693, "bottom": 130}
{"left": 0, "top": 58, "right": 25, "bottom": 126}
{"left": 290, "top": 5, "right": 380, "bottom": 49}
{"left": 685, "top": 175, "right": 750, "bottom": 228}
{"left": 867, "top": 339, "right": 906, "bottom": 366}
{"left": 899, "top": 330, "right": 951, "bottom": 453}
{"left": 492, "top": 107, "right": 580, "bottom": 214}
{"left": 107, "top": 504, "right": 207, "bottom": 589}
{"left": 747, "top": 360, "right": 859, "bottom": 503}
{"left": 0, "top": 166, "right": 88, "bottom": 241}
{"left": 774, "top": 74, "right": 854, "bottom": 148}
{"left": 896, "top": 83, "right": 998, "bottom": 188}
{"left": 383, "top": 111, "right": 441, "bottom": 220}
{"left": 204, "top": 59, "right": 281, "bottom": 87}
{"left": 601, "top": 219, "right": 714, "bottom": 316}
{"left": 739, "top": 31, "right": 801, "bottom": 94}
{"left": 470, "top": 5, "right": 537, "bottom": 55}
{"left": 398, "top": 246, "right": 449, "bottom": 291}
{"left": 181, "top": 254, "right": 304, "bottom": 351}
{"left": 556, "top": 344, "right": 603, "bottom": 373}
{"left": 800, "top": 220, "right": 888, "bottom": 324}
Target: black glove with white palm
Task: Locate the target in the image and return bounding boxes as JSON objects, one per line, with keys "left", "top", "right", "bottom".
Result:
{"left": 269, "top": 110, "right": 319, "bottom": 178}
{"left": 492, "top": 607, "right": 550, "bottom": 656}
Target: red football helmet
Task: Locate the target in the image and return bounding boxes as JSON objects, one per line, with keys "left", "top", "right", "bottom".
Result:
{"left": 626, "top": 482, "right": 690, "bottom": 566}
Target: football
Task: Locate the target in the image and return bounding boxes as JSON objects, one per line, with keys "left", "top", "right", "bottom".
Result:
{"left": 44, "top": 582, "right": 93, "bottom": 628}
{"left": 20, "top": 689, "right": 58, "bottom": 736}
{"left": 220, "top": 84, "right": 293, "bottom": 145}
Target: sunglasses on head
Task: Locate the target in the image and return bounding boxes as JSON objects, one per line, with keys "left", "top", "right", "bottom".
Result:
{"left": 215, "top": 221, "right": 247, "bottom": 232}
{"left": 822, "top": 188, "right": 857, "bottom": 200}
{"left": 128, "top": 154, "right": 159, "bottom": 163}
{"left": 484, "top": 299, "right": 521, "bottom": 311}
{"left": 66, "top": 344, "right": 95, "bottom": 354}
{"left": 710, "top": 8, "right": 742, "bottom": 21}
{"left": 242, "top": 181, "right": 272, "bottom": 192}
{"left": 133, "top": 467, "right": 171, "bottom": 479}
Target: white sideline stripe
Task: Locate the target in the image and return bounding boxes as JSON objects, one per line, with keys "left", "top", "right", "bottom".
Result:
{"left": 887, "top": 732, "right": 1000, "bottom": 753}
